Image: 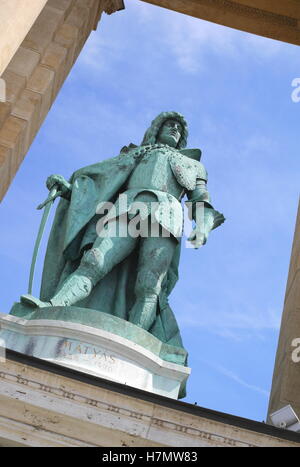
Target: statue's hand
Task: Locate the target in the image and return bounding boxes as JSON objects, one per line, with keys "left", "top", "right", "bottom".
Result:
{"left": 188, "top": 227, "right": 207, "bottom": 249}
{"left": 46, "top": 174, "right": 72, "bottom": 199}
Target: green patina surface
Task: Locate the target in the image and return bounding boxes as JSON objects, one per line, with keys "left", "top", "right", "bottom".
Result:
{"left": 15, "top": 111, "right": 225, "bottom": 399}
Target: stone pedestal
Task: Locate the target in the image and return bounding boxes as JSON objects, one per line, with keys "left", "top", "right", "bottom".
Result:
{"left": 0, "top": 305, "right": 190, "bottom": 400}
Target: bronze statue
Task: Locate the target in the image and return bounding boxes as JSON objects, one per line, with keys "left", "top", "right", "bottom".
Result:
{"left": 20, "top": 111, "right": 224, "bottom": 359}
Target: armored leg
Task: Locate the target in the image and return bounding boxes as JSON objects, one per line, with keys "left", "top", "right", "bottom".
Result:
{"left": 21, "top": 217, "right": 138, "bottom": 308}
{"left": 51, "top": 233, "right": 138, "bottom": 307}
{"left": 129, "top": 233, "right": 177, "bottom": 330}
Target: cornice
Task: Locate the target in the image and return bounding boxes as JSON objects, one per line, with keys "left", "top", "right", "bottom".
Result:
{"left": 140, "top": 0, "right": 300, "bottom": 45}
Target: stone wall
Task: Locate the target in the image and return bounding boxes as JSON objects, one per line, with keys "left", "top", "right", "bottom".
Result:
{"left": 1, "top": 352, "right": 299, "bottom": 447}
{"left": 0, "top": 0, "right": 124, "bottom": 200}
{"left": 0, "top": 0, "right": 49, "bottom": 76}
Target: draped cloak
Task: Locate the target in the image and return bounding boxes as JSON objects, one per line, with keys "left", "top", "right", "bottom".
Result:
{"left": 40, "top": 148, "right": 190, "bottom": 392}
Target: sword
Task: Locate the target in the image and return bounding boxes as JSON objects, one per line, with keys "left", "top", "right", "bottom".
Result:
{"left": 28, "top": 185, "right": 61, "bottom": 294}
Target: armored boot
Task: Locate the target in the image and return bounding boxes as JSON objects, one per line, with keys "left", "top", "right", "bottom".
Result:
{"left": 21, "top": 273, "right": 93, "bottom": 309}
{"left": 129, "top": 294, "right": 158, "bottom": 331}
{"left": 21, "top": 294, "right": 51, "bottom": 308}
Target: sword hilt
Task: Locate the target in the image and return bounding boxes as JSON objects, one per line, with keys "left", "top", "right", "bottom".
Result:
{"left": 37, "top": 185, "right": 61, "bottom": 210}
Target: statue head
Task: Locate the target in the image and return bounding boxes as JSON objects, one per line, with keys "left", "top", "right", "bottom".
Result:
{"left": 157, "top": 119, "right": 183, "bottom": 148}
{"left": 141, "top": 111, "right": 188, "bottom": 149}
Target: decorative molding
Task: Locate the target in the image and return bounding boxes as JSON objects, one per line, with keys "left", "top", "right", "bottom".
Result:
{"left": 0, "top": 369, "right": 255, "bottom": 447}
{"left": 0, "top": 415, "right": 93, "bottom": 447}
{"left": 101, "top": 0, "right": 125, "bottom": 15}
{"left": 143, "top": 0, "right": 297, "bottom": 26}
{"left": 141, "top": 0, "right": 300, "bottom": 45}
{"left": 206, "top": 0, "right": 297, "bottom": 27}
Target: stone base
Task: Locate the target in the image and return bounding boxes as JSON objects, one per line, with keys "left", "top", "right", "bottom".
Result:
{"left": 0, "top": 305, "right": 190, "bottom": 399}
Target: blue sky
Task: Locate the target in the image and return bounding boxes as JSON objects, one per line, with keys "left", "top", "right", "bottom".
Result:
{"left": 1, "top": 1, "right": 299, "bottom": 422}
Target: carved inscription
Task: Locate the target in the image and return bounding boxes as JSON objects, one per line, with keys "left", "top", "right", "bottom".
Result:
{"left": 59, "top": 339, "right": 116, "bottom": 373}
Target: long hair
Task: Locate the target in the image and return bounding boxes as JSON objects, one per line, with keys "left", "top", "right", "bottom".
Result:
{"left": 141, "top": 111, "right": 188, "bottom": 149}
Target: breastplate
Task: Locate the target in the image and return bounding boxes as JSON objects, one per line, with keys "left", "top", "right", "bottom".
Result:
{"left": 127, "top": 147, "right": 185, "bottom": 199}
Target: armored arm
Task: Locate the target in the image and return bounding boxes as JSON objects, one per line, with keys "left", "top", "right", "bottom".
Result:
{"left": 186, "top": 177, "right": 225, "bottom": 248}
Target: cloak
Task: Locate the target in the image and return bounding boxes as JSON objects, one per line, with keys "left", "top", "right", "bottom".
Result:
{"left": 40, "top": 147, "right": 187, "bottom": 364}
{"left": 39, "top": 112, "right": 201, "bottom": 399}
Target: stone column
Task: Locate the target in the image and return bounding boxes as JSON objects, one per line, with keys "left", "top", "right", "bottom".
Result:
{"left": 0, "top": 0, "right": 125, "bottom": 201}
{"left": 0, "top": 0, "right": 48, "bottom": 77}
{"left": 268, "top": 201, "right": 300, "bottom": 420}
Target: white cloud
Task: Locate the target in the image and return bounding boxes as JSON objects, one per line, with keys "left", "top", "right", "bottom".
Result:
{"left": 159, "top": 15, "right": 237, "bottom": 73}
{"left": 129, "top": 1, "right": 297, "bottom": 73}
{"left": 212, "top": 364, "right": 269, "bottom": 397}
{"left": 76, "top": 0, "right": 298, "bottom": 80}
{"left": 244, "top": 32, "right": 288, "bottom": 59}
{"left": 79, "top": 31, "right": 122, "bottom": 73}
{"left": 176, "top": 299, "right": 281, "bottom": 341}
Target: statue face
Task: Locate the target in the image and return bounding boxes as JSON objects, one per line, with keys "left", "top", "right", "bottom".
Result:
{"left": 157, "top": 119, "right": 183, "bottom": 148}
